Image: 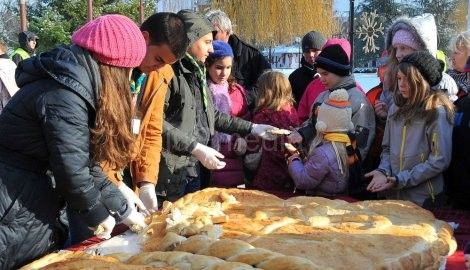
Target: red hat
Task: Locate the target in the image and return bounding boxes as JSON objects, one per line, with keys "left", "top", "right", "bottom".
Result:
{"left": 72, "top": 14, "right": 146, "bottom": 68}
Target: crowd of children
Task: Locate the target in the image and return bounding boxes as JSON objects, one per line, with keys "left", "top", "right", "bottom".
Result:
{"left": 205, "top": 12, "right": 470, "bottom": 214}
{"left": 2, "top": 8, "right": 470, "bottom": 269}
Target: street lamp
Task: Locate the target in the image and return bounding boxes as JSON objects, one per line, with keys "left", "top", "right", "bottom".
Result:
{"left": 349, "top": 0, "right": 355, "bottom": 70}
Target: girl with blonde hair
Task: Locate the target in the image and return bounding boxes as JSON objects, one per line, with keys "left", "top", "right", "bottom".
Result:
{"left": 247, "top": 71, "right": 300, "bottom": 191}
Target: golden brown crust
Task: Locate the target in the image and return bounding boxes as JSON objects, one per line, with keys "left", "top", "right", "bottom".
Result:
{"left": 19, "top": 251, "right": 172, "bottom": 270}
{"left": 143, "top": 188, "right": 457, "bottom": 270}
{"left": 26, "top": 188, "right": 457, "bottom": 270}
{"left": 127, "top": 251, "right": 258, "bottom": 269}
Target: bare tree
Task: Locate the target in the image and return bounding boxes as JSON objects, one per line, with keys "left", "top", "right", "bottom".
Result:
{"left": 0, "top": 0, "right": 20, "bottom": 48}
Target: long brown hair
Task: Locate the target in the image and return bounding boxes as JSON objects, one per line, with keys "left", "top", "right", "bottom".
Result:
{"left": 385, "top": 46, "right": 401, "bottom": 94}
{"left": 393, "top": 62, "right": 454, "bottom": 125}
{"left": 91, "top": 63, "right": 135, "bottom": 170}
{"left": 255, "top": 71, "right": 294, "bottom": 112}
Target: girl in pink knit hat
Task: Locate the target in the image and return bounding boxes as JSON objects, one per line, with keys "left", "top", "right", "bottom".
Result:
{"left": 0, "top": 14, "right": 147, "bottom": 268}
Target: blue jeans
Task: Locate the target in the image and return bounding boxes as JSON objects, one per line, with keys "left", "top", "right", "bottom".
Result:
{"left": 64, "top": 207, "right": 93, "bottom": 247}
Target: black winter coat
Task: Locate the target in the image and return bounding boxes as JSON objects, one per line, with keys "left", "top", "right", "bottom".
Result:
{"left": 158, "top": 57, "right": 253, "bottom": 200}
{"left": 228, "top": 34, "right": 271, "bottom": 108}
{"left": 0, "top": 45, "right": 129, "bottom": 269}
{"left": 445, "top": 94, "right": 470, "bottom": 210}
{"left": 288, "top": 58, "right": 318, "bottom": 105}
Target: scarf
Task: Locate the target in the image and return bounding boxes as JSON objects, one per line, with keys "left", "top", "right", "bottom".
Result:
{"left": 185, "top": 52, "right": 209, "bottom": 109}
{"left": 324, "top": 132, "right": 351, "bottom": 175}
{"left": 130, "top": 73, "right": 147, "bottom": 95}
{"left": 448, "top": 69, "right": 470, "bottom": 93}
{"left": 209, "top": 80, "right": 232, "bottom": 150}
{"left": 324, "top": 133, "right": 351, "bottom": 146}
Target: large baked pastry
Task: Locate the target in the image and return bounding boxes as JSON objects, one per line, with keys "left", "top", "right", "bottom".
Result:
{"left": 23, "top": 188, "right": 456, "bottom": 270}
{"left": 19, "top": 251, "right": 173, "bottom": 270}
{"left": 143, "top": 188, "right": 457, "bottom": 270}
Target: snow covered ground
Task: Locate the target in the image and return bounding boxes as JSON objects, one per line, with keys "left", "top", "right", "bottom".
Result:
{"left": 274, "top": 68, "right": 380, "bottom": 93}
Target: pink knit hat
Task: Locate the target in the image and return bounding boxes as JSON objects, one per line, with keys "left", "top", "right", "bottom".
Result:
{"left": 392, "top": 29, "right": 421, "bottom": 50}
{"left": 323, "top": 38, "right": 352, "bottom": 61}
{"left": 72, "top": 14, "right": 146, "bottom": 68}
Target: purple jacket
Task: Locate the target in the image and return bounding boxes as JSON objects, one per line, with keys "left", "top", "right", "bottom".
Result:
{"left": 288, "top": 142, "right": 348, "bottom": 195}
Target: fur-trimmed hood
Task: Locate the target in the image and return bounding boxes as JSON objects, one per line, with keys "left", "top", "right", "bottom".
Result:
{"left": 385, "top": 13, "right": 437, "bottom": 57}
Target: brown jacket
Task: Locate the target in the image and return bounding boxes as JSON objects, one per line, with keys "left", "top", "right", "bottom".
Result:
{"left": 104, "top": 65, "right": 174, "bottom": 187}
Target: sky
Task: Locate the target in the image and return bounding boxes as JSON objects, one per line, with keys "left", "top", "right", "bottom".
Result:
{"left": 334, "top": 0, "right": 353, "bottom": 13}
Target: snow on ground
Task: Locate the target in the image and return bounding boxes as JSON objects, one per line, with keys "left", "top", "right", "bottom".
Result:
{"left": 274, "top": 68, "right": 380, "bottom": 93}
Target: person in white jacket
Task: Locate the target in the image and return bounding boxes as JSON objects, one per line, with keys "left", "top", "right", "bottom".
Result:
{"left": 0, "top": 40, "right": 18, "bottom": 113}
{"left": 374, "top": 13, "right": 459, "bottom": 120}
{"left": 366, "top": 51, "right": 454, "bottom": 208}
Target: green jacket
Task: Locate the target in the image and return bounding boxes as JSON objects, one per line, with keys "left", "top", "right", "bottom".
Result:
{"left": 157, "top": 58, "right": 252, "bottom": 199}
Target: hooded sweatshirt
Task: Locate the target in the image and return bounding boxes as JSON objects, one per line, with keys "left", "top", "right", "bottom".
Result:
{"left": 11, "top": 31, "right": 39, "bottom": 65}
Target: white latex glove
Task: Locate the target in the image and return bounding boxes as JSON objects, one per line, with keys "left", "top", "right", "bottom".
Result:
{"left": 139, "top": 182, "right": 158, "bottom": 214}
{"left": 191, "top": 143, "right": 226, "bottom": 170}
{"left": 118, "top": 182, "right": 148, "bottom": 215}
{"left": 251, "top": 124, "right": 278, "bottom": 141}
{"left": 122, "top": 207, "right": 147, "bottom": 233}
{"left": 91, "top": 215, "right": 116, "bottom": 240}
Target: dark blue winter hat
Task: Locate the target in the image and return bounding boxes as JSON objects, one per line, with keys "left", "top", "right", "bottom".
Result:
{"left": 210, "top": 40, "right": 234, "bottom": 58}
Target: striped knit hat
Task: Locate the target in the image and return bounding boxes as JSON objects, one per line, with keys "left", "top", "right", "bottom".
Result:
{"left": 72, "top": 14, "right": 146, "bottom": 68}
{"left": 316, "top": 89, "right": 354, "bottom": 133}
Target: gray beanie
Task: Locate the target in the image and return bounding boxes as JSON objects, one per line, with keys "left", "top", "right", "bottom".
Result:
{"left": 177, "top": 9, "right": 214, "bottom": 45}
{"left": 301, "top": 31, "right": 326, "bottom": 52}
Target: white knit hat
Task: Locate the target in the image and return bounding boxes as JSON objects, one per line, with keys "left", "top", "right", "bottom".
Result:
{"left": 315, "top": 89, "right": 354, "bottom": 133}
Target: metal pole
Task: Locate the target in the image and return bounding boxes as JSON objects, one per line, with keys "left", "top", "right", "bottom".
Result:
{"left": 139, "top": 0, "right": 145, "bottom": 24}
{"left": 87, "top": 0, "right": 93, "bottom": 22}
{"left": 19, "top": 0, "right": 27, "bottom": 32}
{"left": 349, "top": 0, "right": 355, "bottom": 70}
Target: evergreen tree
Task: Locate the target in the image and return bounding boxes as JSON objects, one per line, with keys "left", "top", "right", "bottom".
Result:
{"left": 415, "top": 0, "right": 464, "bottom": 50}
{"left": 27, "top": 0, "right": 155, "bottom": 51}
